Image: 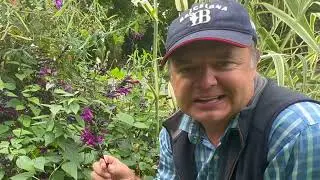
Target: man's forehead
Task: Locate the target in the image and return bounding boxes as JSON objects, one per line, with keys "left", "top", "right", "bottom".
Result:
{"left": 171, "top": 43, "right": 234, "bottom": 60}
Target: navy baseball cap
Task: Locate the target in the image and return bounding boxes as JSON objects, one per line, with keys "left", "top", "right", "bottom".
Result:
{"left": 162, "top": 0, "right": 257, "bottom": 64}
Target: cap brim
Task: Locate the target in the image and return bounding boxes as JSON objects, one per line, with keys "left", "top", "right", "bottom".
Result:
{"left": 162, "top": 30, "right": 254, "bottom": 65}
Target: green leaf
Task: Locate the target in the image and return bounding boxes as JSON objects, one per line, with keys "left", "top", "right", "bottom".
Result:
{"left": 139, "top": 162, "right": 148, "bottom": 170}
{"left": 11, "top": 139, "right": 23, "bottom": 149}
{"left": 22, "top": 85, "right": 41, "bottom": 93}
{"left": 82, "top": 153, "right": 95, "bottom": 164}
{"left": 0, "top": 141, "right": 10, "bottom": 148}
{"left": 46, "top": 119, "right": 55, "bottom": 131}
{"left": 54, "top": 89, "right": 74, "bottom": 97}
{"left": 4, "top": 91, "right": 18, "bottom": 97}
{"left": 4, "top": 82, "right": 16, "bottom": 90}
{"left": 12, "top": 149, "right": 26, "bottom": 155}
{"left": 15, "top": 69, "right": 33, "bottom": 81}
{"left": 44, "top": 132, "right": 55, "bottom": 146}
{"left": 0, "top": 170, "right": 4, "bottom": 180}
{"left": 92, "top": 100, "right": 113, "bottom": 114}
{"left": 289, "top": 1, "right": 313, "bottom": 37}
{"left": 30, "top": 126, "right": 46, "bottom": 138}
{"left": 16, "top": 105, "right": 26, "bottom": 111}
{"left": 15, "top": 73, "right": 27, "bottom": 81}
{"left": 0, "top": 125, "right": 10, "bottom": 134}
{"left": 263, "top": 51, "right": 286, "bottom": 86}
{"left": 0, "top": 78, "right": 4, "bottom": 91}
{"left": 116, "top": 112, "right": 134, "bottom": 126}
{"left": 32, "top": 115, "right": 50, "bottom": 120}
{"left": 261, "top": 3, "right": 320, "bottom": 53}
{"left": 54, "top": 124, "right": 64, "bottom": 138}
{"left": 133, "top": 122, "right": 148, "bottom": 129}
{"left": 258, "top": 27, "right": 280, "bottom": 52}
{"left": 22, "top": 92, "right": 31, "bottom": 98}
{"left": 10, "top": 172, "right": 34, "bottom": 180}
{"left": 18, "top": 115, "right": 32, "bottom": 127}
{"left": 80, "top": 168, "right": 92, "bottom": 180}
{"left": 67, "top": 98, "right": 76, "bottom": 105}
{"left": 297, "top": 54, "right": 308, "bottom": 93}
{"left": 63, "top": 146, "right": 82, "bottom": 164}
{"left": 51, "top": 170, "right": 65, "bottom": 180}
{"left": 283, "top": 0, "right": 300, "bottom": 17}
{"left": 61, "top": 161, "right": 78, "bottom": 179}
{"left": 45, "top": 156, "right": 62, "bottom": 163}
{"left": 46, "top": 83, "right": 55, "bottom": 91}
{"left": 175, "top": 0, "right": 188, "bottom": 11}
{"left": 27, "top": 97, "right": 41, "bottom": 106}
{"left": 49, "top": 105, "right": 63, "bottom": 117}
{"left": 33, "top": 157, "right": 46, "bottom": 171}
{"left": 110, "top": 67, "right": 125, "bottom": 79}
{"left": 54, "top": 89, "right": 67, "bottom": 94}
{"left": 57, "top": 138, "right": 82, "bottom": 164}
{"left": 28, "top": 104, "right": 41, "bottom": 116}
{"left": 75, "top": 115, "right": 85, "bottom": 127}
{"left": 16, "top": 156, "right": 35, "bottom": 172}
{"left": 69, "top": 102, "right": 80, "bottom": 114}
{"left": 13, "top": 128, "right": 33, "bottom": 137}
{"left": 0, "top": 148, "right": 9, "bottom": 154}
{"left": 6, "top": 98, "right": 24, "bottom": 109}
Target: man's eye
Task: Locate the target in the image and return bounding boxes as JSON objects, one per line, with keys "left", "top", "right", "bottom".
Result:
{"left": 217, "top": 62, "right": 236, "bottom": 69}
{"left": 179, "top": 66, "right": 194, "bottom": 73}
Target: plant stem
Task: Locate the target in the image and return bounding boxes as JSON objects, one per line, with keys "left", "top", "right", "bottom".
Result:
{"left": 49, "top": 160, "right": 65, "bottom": 180}
{"left": 152, "top": 0, "right": 160, "bottom": 137}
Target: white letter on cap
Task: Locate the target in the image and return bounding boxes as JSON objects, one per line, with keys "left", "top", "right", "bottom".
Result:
{"left": 193, "top": 5, "right": 198, "bottom": 11}
{"left": 190, "top": 9, "right": 211, "bottom": 26}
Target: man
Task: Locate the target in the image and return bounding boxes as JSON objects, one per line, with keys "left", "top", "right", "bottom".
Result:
{"left": 92, "top": 0, "right": 320, "bottom": 179}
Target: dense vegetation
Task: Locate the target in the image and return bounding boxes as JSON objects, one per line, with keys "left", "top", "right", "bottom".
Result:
{"left": 0, "top": 0, "right": 319, "bottom": 179}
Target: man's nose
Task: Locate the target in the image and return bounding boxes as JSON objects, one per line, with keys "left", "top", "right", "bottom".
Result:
{"left": 197, "top": 66, "right": 218, "bottom": 89}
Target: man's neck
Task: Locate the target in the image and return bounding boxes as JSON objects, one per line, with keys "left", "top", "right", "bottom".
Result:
{"left": 202, "top": 120, "right": 230, "bottom": 146}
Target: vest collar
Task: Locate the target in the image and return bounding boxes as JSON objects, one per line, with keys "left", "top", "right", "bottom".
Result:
{"left": 237, "top": 75, "right": 268, "bottom": 145}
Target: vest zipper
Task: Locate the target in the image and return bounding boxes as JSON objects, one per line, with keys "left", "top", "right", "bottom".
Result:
{"left": 227, "top": 129, "right": 245, "bottom": 180}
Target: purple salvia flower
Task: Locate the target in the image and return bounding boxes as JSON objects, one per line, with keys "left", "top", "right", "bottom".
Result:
{"left": 55, "top": 0, "right": 63, "bottom": 9}
{"left": 122, "top": 76, "right": 140, "bottom": 85}
{"left": 80, "top": 128, "right": 104, "bottom": 147}
{"left": 96, "top": 135, "right": 104, "bottom": 144}
{"left": 6, "top": 108, "right": 18, "bottom": 118}
{"left": 132, "top": 32, "right": 143, "bottom": 41}
{"left": 39, "top": 147, "right": 48, "bottom": 154}
{"left": 39, "top": 67, "right": 50, "bottom": 76}
{"left": 81, "top": 107, "right": 94, "bottom": 123}
{"left": 52, "top": 69, "right": 58, "bottom": 76}
{"left": 116, "top": 87, "right": 131, "bottom": 95}
{"left": 0, "top": 105, "right": 4, "bottom": 113}
{"left": 80, "top": 128, "right": 96, "bottom": 146}
{"left": 37, "top": 78, "right": 47, "bottom": 87}
{"left": 106, "top": 91, "right": 120, "bottom": 99}
{"left": 105, "top": 87, "right": 132, "bottom": 98}
{"left": 63, "top": 84, "right": 72, "bottom": 92}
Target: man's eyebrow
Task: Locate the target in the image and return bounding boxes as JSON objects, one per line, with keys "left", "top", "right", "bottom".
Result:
{"left": 213, "top": 49, "right": 233, "bottom": 58}
{"left": 170, "top": 56, "right": 192, "bottom": 65}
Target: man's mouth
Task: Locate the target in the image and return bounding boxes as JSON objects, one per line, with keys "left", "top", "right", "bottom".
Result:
{"left": 194, "top": 95, "right": 226, "bottom": 103}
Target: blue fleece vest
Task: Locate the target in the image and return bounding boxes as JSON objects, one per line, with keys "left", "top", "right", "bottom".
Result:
{"left": 163, "top": 80, "right": 319, "bottom": 180}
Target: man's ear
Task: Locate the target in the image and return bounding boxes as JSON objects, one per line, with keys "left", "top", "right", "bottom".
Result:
{"left": 256, "top": 49, "right": 261, "bottom": 62}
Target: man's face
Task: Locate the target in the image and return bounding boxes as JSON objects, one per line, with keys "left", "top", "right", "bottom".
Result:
{"left": 169, "top": 41, "right": 257, "bottom": 125}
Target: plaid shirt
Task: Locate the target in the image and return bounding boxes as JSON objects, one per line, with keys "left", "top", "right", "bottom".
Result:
{"left": 156, "top": 101, "right": 320, "bottom": 180}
